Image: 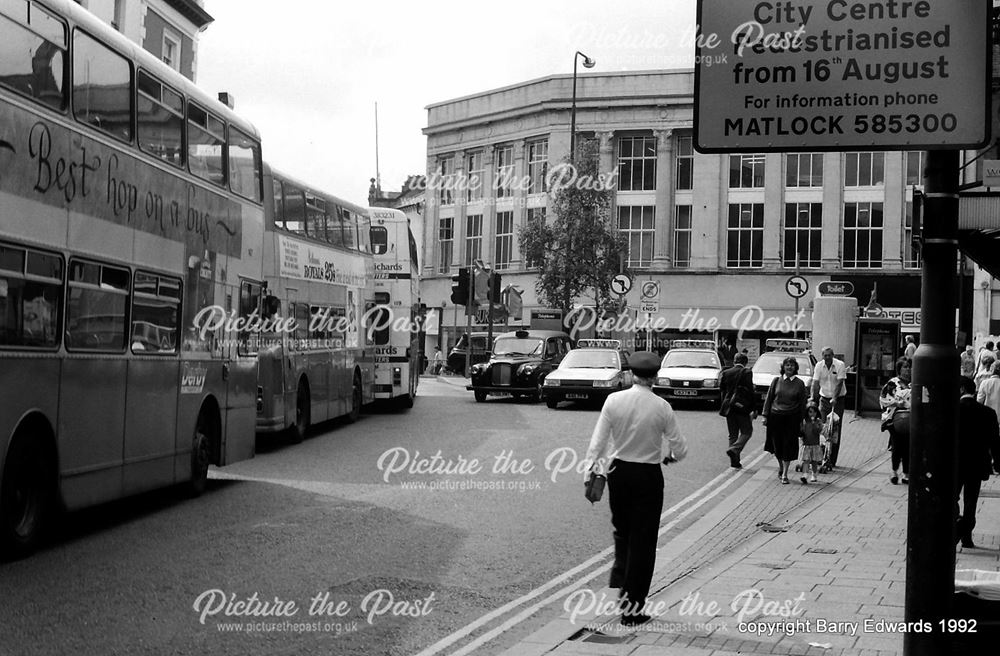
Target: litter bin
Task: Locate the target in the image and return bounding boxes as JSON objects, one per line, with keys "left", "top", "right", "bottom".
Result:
{"left": 950, "top": 569, "right": 1000, "bottom": 652}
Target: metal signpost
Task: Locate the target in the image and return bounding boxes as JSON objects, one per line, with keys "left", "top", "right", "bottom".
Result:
{"left": 693, "top": 2, "right": 990, "bottom": 652}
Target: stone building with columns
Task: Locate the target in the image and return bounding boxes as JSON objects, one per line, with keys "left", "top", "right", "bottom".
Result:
{"left": 421, "top": 69, "right": 931, "bottom": 358}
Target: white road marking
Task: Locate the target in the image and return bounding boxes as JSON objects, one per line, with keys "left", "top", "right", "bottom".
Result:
{"left": 413, "top": 449, "right": 766, "bottom": 656}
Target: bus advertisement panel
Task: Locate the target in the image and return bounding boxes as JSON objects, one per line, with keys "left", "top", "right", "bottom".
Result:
{"left": 0, "top": 0, "right": 262, "bottom": 557}
{"left": 369, "top": 207, "right": 420, "bottom": 409}
{"left": 257, "top": 166, "right": 376, "bottom": 442}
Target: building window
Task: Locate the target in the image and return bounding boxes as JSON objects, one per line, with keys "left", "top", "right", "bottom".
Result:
{"left": 674, "top": 205, "right": 692, "bottom": 267}
{"left": 618, "top": 136, "right": 657, "bottom": 191}
{"left": 844, "top": 202, "right": 884, "bottom": 268}
{"left": 675, "top": 134, "right": 693, "bottom": 190}
{"left": 527, "top": 140, "right": 548, "bottom": 194}
{"left": 438, "top": 157, "right": 454, "bottom": 206}
{"left": 726, "top": 203, "right": 764, "bottom": 268}
{"left": 465, "top": 214, "right": 483, "bottom": 265}
{"left": 494, "top": 145, "right": 514, "bottom": 198}
{"left": 845, "top": 152, "right": 884, "bottom": 187}
{"left": 495, "top": 211, "right": 513, "bottom": 270}
{"left": 466, "top": 151, "right": 484, "bottom": 202}
{"left": 438, "top": 217, "right": 453, "bottom": 273}
{"left": 785, "top": 153, "right": 823, "bottom": 188}
{"left": 525, "top": 207, "right": 546, "bottom": 268}
{"left": 783, "top": 203, "right": 822, "bottom": 268}
{"left": 617, "top": 206, "right": 655, "bottom": 268}
{"left": 729, "top": 154, "right": 765, "bottom": 189}
{"left": 906, "top": 151, "right": 925, "bottom": 187}
{"left": 903, "top": 201, "right": 921, "bottom": 269}
{"left": 161, "top": 28, "right": 181, "bottom": 72}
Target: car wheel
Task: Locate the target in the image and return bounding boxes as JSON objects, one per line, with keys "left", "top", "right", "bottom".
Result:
{"left": 546, "top": 398, "right": 559, "bottom": 409}
{"left": 530, "top": 379, "right": 544, "bottom": 403}
{"left": 474, "top": 390, "right": 487, "bottom": 402}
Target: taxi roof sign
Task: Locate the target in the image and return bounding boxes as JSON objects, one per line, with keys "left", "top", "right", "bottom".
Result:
{"left": 670, "top": 339, "right": 717, "bottom": 350}
{"left": 577, "top": 339, "right": 622, "bottom": 349}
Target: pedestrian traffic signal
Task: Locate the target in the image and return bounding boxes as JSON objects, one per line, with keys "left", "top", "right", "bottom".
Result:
{"left": 450, "top": 267, "right": 470, "bottom": 306}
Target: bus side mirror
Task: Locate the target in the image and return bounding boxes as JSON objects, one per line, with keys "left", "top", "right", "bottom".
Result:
{"left": 264, "top": 295, "right": 281, "bottom": 318}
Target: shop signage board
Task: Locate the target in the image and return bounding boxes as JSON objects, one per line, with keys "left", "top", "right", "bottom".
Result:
{"left": 694, "top": 0, "right": 990, "bottom": 152}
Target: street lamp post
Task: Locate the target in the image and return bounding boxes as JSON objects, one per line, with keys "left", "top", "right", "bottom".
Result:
{"left": 570, "top": 51, "right": 595, "bottom": 164}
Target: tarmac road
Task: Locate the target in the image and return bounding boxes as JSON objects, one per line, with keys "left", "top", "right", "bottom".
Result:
{"left": 0, "top": 378, "right": 755, "bottom": 656}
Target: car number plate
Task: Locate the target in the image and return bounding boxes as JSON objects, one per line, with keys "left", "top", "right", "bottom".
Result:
{"left": 493, "top": 391, "right": 511, "bottom": 397}
{"left": 674, "top": 389, "right": 698, "bottom": 396}
{"left": 566, "top": 393, "right": 589, "bottom": 399}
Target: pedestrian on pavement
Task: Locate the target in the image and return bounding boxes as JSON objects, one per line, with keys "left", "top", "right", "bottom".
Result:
{"left": 811, "top": 346, "right": 848, "bottom": 468}
{"left": 799, "top": 403, "right": 824, "bottom": 484}
{"left": 584, "top": 351, "right": 687, "bottom": 626}
{"left": 975, "top": 341, "right": 996, "bottom": 377}
{"left": 960, "top": 345, "right": 976, "bottom": 379}
{"left": 880, "top": 356, "right": 912, "bottom": 485}
{"left": 762, "top": 356, "right": 808, "bottom": 484}
{"left": 976, "top": 361, "right": 1000, "bottom": 418}
{"left": 975, "top": 355, "right": 995, "bottom": 391}
{"left": 719, "top": 352, "right": 756, "bottom": 469}
{"left": 903, "top": 335, "right": 917, "bottom": 359}
{"left": 430, "top": 346, "right": 444, "bottom": 375}
{"left": 957, "top": 376, "right": 1000, "bottom": 549}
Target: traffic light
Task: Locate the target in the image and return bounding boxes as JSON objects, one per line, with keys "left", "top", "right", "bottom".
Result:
{"left": 490, "top": 273, "right": 502, "bottom": 302}
{"left": 450, "top": 267, "right": 470, "bottom": 306}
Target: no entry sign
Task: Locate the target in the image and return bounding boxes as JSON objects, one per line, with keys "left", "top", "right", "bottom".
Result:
{"left": 694, "top": 0, "right": 990, "bottom": 152}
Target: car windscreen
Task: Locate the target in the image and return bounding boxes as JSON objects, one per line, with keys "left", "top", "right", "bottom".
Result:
{"left": 560, "top": 350, "right": 618, "bottom": 369}
{"left": 493, "top": 337, "right": 543, "bottom": 356}
{"left": 662, "top": 350, "right": 720, "bottom": 369}
{"left": 752, "top": 354, "right": 813, "bottom": 375}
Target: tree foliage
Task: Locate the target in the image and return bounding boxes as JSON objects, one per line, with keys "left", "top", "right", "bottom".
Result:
{"left": 518, "top": 140, "right": 628, "bottom": 318}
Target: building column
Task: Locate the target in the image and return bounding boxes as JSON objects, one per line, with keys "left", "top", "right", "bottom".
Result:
{"left": 451, "top": 151, "right": 467, "bottom": 269}
{"left": 882, "top": 152, "right": 905, "bottom": 270}
{"left": 762, "top": 152, "right": 783, "bottom": 269}
{"left": 598, "top": 130, "right": 616, "bottom": 176}
{"left": 424, "top": 155, "right": 437, "bottom": 277}
{"left": 821, "top": 152, "right": 843, "bottom": 269}
{"left": 653, "top": 129, "right": 674, "bottom": 267}
{"left": 511, "top": 139, "right": 527, "bottom": 269}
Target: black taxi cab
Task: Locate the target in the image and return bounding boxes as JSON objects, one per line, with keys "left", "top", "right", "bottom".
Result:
{"left": 541, "top": 339, "right": 633, "bottom": 408}
{"left": 466, "top": 330, "right": 572, "bottom": 402}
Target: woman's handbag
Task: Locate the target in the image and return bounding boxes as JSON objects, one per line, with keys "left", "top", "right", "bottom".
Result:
{"left": 584, "top": 471, "right": 606, "bottom": 504}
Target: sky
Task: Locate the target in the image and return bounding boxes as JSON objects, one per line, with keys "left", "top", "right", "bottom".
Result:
{"left": 195, "top": 0, "right": 699, "bottom": 206}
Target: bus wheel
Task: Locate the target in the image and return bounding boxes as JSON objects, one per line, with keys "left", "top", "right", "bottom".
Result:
{"left": 188, "top": 428, "right": 211, "bottom": 497}
{"left": 346, "top": 373, "right": 363, "bottom": 423}
{"left": 1, "top": 434, "right": 53, "bottom": 559}
{"left": 290, "top": 380, "right": 311, "bottom": 443}
{"left": 397, "top": 393, "right": 414, "bottom": 410}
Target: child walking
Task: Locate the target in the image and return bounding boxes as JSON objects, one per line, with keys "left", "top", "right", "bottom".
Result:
{"left": 799, "top": 403, "right": 824, "bottom": 484}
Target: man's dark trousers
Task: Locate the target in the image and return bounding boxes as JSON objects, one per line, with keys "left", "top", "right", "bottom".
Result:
{"left": 608, "top": 459, "right": 663, "bottom": 615}
{"left": 957, "top": 477, "right": 983, "bottom": 541}
{"left": 818, "top": 396, "right": 846, "bottom": 466}
{"left": 726, "top": 411, "right": 753, "bottom": 457}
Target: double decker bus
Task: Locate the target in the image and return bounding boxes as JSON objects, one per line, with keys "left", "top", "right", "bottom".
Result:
{"left": 0, "top": 0, "right": 264, "bottom": 557}
{"left": 256, "top": 165, "right": 375, "bottom": 442}
{"left": 368, "top": 208, "right": 420, "bottom": 408}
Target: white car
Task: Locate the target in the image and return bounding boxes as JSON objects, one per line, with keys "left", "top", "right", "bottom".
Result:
{"left": 541, "top": 346, "right": 633, "bottom": 408}
{"left": 652, "top": 348, "right": 723, "bottom": 404}
{"left": 751, "top": 351, "right": 817, "bottom": 408}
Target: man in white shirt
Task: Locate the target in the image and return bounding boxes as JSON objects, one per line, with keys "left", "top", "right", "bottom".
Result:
{"left": 811, "top": 346, "right": 848, "bottom": 467}
{"left": 585, "top": 351, "right": 687, "bottom": 626}
{"left": 904, "top": 335, "right": 917, "bottom": 359}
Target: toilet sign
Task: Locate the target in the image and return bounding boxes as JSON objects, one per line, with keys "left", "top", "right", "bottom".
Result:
{"left": 694, "top": 0, "right": 990, "bottom": 152}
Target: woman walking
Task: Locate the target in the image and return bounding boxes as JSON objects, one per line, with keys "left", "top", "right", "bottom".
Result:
{"left": 762, "top": 356, "right": 809, "bottom": 484}
{"left": 880, "top": 356, "right": 912, "bottom": 485}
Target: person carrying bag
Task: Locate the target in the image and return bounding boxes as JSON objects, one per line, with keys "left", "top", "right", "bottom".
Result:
{"left": 583, "top": 351, "right": 687, "bottom": 626}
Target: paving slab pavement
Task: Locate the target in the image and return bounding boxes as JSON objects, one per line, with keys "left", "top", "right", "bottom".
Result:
{"left": 497, "top": 414, "right": 1000, "bottom": 656}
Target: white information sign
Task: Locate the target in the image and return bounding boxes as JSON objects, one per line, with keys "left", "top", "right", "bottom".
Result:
{"left": 984, "top": 160, "right": 1000, "bottom": 187}
{"left": 694, "top": 0, "right": 989, "bottom": 152}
